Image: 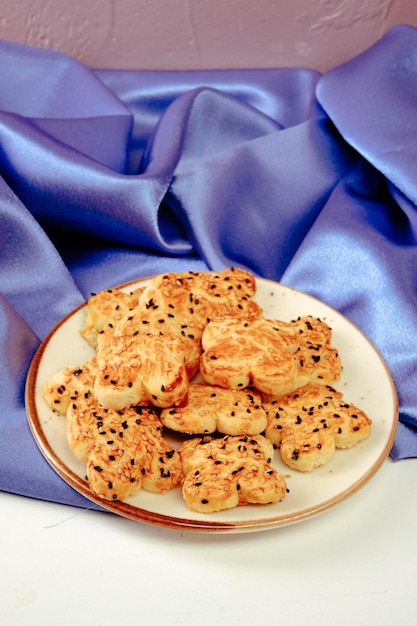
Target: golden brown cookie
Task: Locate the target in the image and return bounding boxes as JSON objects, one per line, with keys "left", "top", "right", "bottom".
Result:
{"left": 114, "top": 290, "right": 201, "bottom": 379}
{"left": 289, "top": 316, "right": 342, "bottom": 389}
{"left": 42, "top": 357, "right": 99, "bottom": 416}
{"left": 94, "top": 308, "right": 190, "bottom": 410}
{"left": 86, "top": 405, "right": 183, "bottom": 500}
{"left": 200, "top": 315, "right": 342, "bottom": 400}
{"left": 264, "top": 382, "right": 372, "bottom": 472}
{"left": 80, "top": 287, "right": 144, "bottom": 347}
{"left": 138, "top": 267, "right": 263, "bottom": 334}
{"left": 160, "top": 383, "right": 268, "bottom": 436}
{"left": 200, "top": 317, "right": 299, "bottom": 397}
{"left": 178, "top": 434, "right": 287, "bottom": 513}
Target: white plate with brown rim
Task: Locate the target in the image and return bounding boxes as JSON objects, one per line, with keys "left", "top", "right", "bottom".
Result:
{"left": 25, "top": 275, "right": 398, "bottom": 533}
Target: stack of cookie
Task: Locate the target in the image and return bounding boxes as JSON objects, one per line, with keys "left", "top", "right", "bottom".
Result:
{"left": 43, "top": 268, "right": 371, "bottom": 513}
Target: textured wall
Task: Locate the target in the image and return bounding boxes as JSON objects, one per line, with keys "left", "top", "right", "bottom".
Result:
{"left": 0, "top": 0, "right": 416, "bottom": 71}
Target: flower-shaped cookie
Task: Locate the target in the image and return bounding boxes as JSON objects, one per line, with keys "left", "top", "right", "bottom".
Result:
{"left": 264, "top": 382, "right": 372, "bottom": 472}
{"left": 287, "top": 316, "right": 342, "bottom": 391}
{"left": 200, "top": 315, "right": 341, "bottom": 399}
{"left": 86, "top": 405, "right": 183, "bottom": 500}
{"left": 160, "top": 383, "right": 268, "bottom": 435}
{"left": 94, "top": 308, "right": 191, "bottom": 410}
{"left": 80, "top": 286, "right": 144, "bottom": 348}
{"left": 42, "top": 356, "right": 98, "bottom": 418}
{"left": 200, "top": 317, "right": 298, "bottom": 397}
{"left": 178, "top": 434, "right": 287, "bottom": 513}
{"left": 138, "top": 267, "right": 263, "bottom": 333}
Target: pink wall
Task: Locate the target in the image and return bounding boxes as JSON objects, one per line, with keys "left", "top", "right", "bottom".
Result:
{"left": 1, "top": 0, "right": 416, "bottom": 71}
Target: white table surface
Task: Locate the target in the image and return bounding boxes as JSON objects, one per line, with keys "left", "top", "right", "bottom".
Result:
{"left": 1, "top": 456, "right": 416, "bottom": 626}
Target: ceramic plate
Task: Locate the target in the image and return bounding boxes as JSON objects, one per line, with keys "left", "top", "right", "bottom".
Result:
{"left": 25, "top": 276, "right": 398, "bottom": 533}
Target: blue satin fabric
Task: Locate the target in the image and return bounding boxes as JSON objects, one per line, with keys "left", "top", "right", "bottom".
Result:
{"left": 1, "top": 25, "right": 417, "bottom": 509}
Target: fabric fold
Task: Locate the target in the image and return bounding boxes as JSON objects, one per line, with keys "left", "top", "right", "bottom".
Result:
{"left": 0, "top": 175, "right": 83, "bottom": 337}
{"left": 169, "top": 115, "right": 358, "bottom": 276}
{"left": 0, "top": 110, "right": 190, "bottom": 256}
{"left": 316, "top": 24, "right": 417, "bottom": 206}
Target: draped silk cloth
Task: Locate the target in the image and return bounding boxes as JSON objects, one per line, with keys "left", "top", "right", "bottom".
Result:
{"left": 1, "top": 24, "right": 417, "bottom": 509}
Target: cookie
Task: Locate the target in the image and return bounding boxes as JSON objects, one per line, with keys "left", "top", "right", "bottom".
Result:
{"left": 200, "top": 315, "right": 342, "bottom": 399}
{"left": 200, "top": 317, "right": 299, "bottom": 397}
{"left": 289, "top": 316, "right": 342, "bottom": 390}
{"left": 42, "top": 357, "right": 99, "bottom": 417}
{"left": 80, "top": 287, "right": 144, "bottom": 348}
{"left": 138, "top": 267, "right": 263, "bottom": 334}
{"left": 160, "top": 383, "right": 268, "bottom": 435}
{"left": 94, "top": 308, "right": 190, "bottom": 410}
{"left": 86, "top": 405, "right": 183, "bottom": 500}
{"left": 264, "top": 382, "right": 372, "bottom": 471}
{"left": 178, "top": 434, "right": 287, "bottom": 513}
